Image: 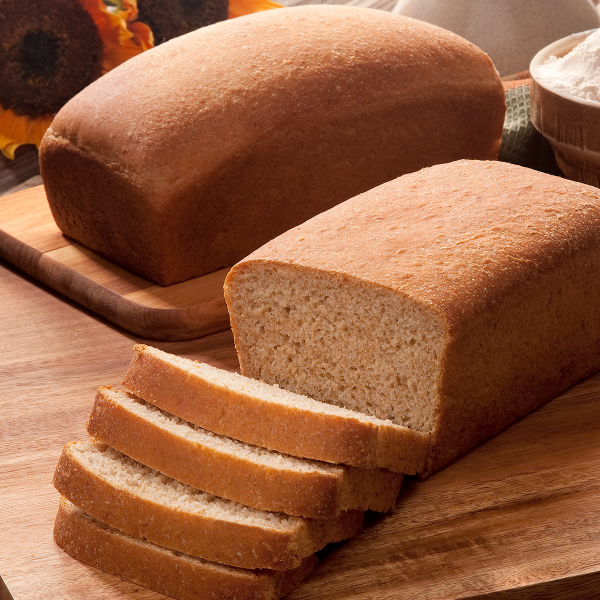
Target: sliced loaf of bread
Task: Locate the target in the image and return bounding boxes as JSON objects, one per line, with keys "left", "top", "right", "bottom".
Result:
{"left": 86, "top": 386, "right": 404, "bottom": 518}
{"left": 53, "top": 440, "right": 363, "bottom": 570}
{"left": 122, "top": 344, "right": 430, "bottom": 474}
{"left": 224, "top": 159, "right": 600, "bottom": 477}
{"left": 54, "top": 498, "right": 318, "bottom": 600}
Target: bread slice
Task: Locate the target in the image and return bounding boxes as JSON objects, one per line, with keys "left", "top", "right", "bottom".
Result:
{"left": 224, "top": 159, "right": 600, "bottom": 477}
{"left": 86, "top": 386, "right": 403, "bottom": 518}
{"left": 122, "top": 344, "right": 430, "bottom": 474}
{"left": 53, "top": 440, "right": 364, "bottom": 570}
{"left": 54, "top": 498, "right": 317, "bottom": 600}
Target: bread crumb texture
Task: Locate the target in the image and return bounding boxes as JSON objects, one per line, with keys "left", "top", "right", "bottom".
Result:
{"left": 65, "top": 441, "right": 296, "bottom": 528}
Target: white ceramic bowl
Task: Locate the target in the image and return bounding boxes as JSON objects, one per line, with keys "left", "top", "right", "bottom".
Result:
{"left": 530, "top": 30, "right": 600, "bottom": 187}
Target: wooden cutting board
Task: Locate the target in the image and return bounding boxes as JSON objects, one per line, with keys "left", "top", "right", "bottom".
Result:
{"left": 0, "top": 185, "right": 231, "bottom": 341}
{"left": 2, "top": 230, "right": 600, "bottom": 599}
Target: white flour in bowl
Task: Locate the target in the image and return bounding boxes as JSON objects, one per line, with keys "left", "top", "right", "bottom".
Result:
{"left": 536, "top": 28, "right": 600, "bottom": 102}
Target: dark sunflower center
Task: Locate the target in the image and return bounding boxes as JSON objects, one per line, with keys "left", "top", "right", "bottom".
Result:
{"left": 179, "top": 0, "right": 203, "bottom": 20}
{"left": 18, "top": 30, "right": 60, "bottom": 81}
{"left": 137, "top": 0, "right": 229, "bottom": 45}
{"left": 0, "top": 0, "right": 103, "bottom": 117}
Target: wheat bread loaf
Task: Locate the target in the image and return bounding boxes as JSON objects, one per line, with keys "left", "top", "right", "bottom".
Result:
{"left": 39, "top": 5, "right": 505, "bottom": 286}
{"left": 224, "top": 159, "right": 600, "bottom": 477}
{"left": 53, "top": 440, "right": 363, "bottom": 570}
{"left": 86, "top": 386, "right": 404, "bottom": 518}
{"left": 122, "top": 344, "right": 430, "bottom": 474}
{"left": 54, "top": 498, "right": 317, "bottom": 600}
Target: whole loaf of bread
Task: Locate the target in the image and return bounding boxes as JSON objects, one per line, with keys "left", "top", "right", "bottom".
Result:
{"left": 225, "top": 160, "right": 600, "bottom": 477}
{"left": 39, "top": 5, "right": 505, "bottom": 286}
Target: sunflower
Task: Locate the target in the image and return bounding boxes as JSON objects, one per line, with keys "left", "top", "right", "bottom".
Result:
{"left": 0, "top": 0, "right": 281, "bottom": 160}
{"left": 0, "top": 0, "right": 152, "bottom": 159}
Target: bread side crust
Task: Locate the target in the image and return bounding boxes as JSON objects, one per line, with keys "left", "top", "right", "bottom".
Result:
{"left": 427, "top": 242, "right": 600, "bottom": 475}
{"left": 122, "top": 345, "right": 430, "bottom": 474}
{"left": 54, "top": 498, "right": 318, "bottom": 600}
{"left": 39, "top": 134, "right": 175, "bottom": 284}
{"left": 53, "top": 440, "right": 364, "bottom": 569}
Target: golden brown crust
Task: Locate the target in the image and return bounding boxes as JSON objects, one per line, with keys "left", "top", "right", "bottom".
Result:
{"left": 40, "top": 5, "right": 505, "bottom": 286}
{"left": 122, "top": 344, "right": 430, "bottom": 474}
{"left": 52, "top": 441, "right": 363, "bottom": 570}
{"left": 86, "top": 387, "right": 403, "bottom": 518}
{"left": 54, "top": 498, "right": 318, "bottom": 600}
{"left": 225, "top": 160, "right": 600, "bottom": 477}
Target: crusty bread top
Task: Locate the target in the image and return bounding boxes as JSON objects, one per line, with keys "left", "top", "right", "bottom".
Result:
{"left": 227, "top": 160, "right": 600, "bottom": 335}
{"left": 41, "top": 6, "right": 503, "bottom": 199}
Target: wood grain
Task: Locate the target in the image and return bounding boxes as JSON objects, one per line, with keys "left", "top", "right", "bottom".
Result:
{"left": 289, "top": 377, "right": 600, "bottom": 600}
{"left": 0, "top": 186, "right": 231, "bottom": 341}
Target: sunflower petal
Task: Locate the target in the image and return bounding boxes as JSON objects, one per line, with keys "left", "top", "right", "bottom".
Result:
{"left": 75, "top": 0, "right": 154, "bottom": 73}
{"left": 117, "top": 0, "right": 139, "bottom": 21}
{"left": 127, "top": 20, "right": 154, "bottom": 51}
{"left": 33, "top": 115, "right": 55, "bottom": 147}
{"left": 0, "top": 106, "right": 52, "bottom": 159}
{"left": 101, "top": 38, "right": 148, "bottom": 71}
{"left": 228, "top": 0, "right": 283, "bottom": 19}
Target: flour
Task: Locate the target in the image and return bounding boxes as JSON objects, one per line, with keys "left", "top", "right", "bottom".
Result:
{"left": 536, "top": 28, "right": 600, "bottom": 102}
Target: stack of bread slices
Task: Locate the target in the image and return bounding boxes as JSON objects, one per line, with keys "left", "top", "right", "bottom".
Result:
{"left": 53, "top": 344, "right": 430, "bottom": 600}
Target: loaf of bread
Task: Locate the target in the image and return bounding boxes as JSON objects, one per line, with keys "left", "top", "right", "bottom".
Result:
{"left": 224, "top": 159, "right": 600, "bottom": 477}
{"left": 123, "top": 344, "right": 430, "bottom": 474}
{"left": 53, "top": 440, "right": 363, "bottom": 570}
{"left": 54, "top": 498, "right": 317, "bottom": 600}
{"left": 87, "top": 386, "right": 404, "bottom": 517}
{"left": 39, "top": 5, "right": 505, "bottom": 286}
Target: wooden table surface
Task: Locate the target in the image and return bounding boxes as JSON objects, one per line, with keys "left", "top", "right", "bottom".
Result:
{"left": 2, "top": 4, "right": 600, "bottom": 600}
